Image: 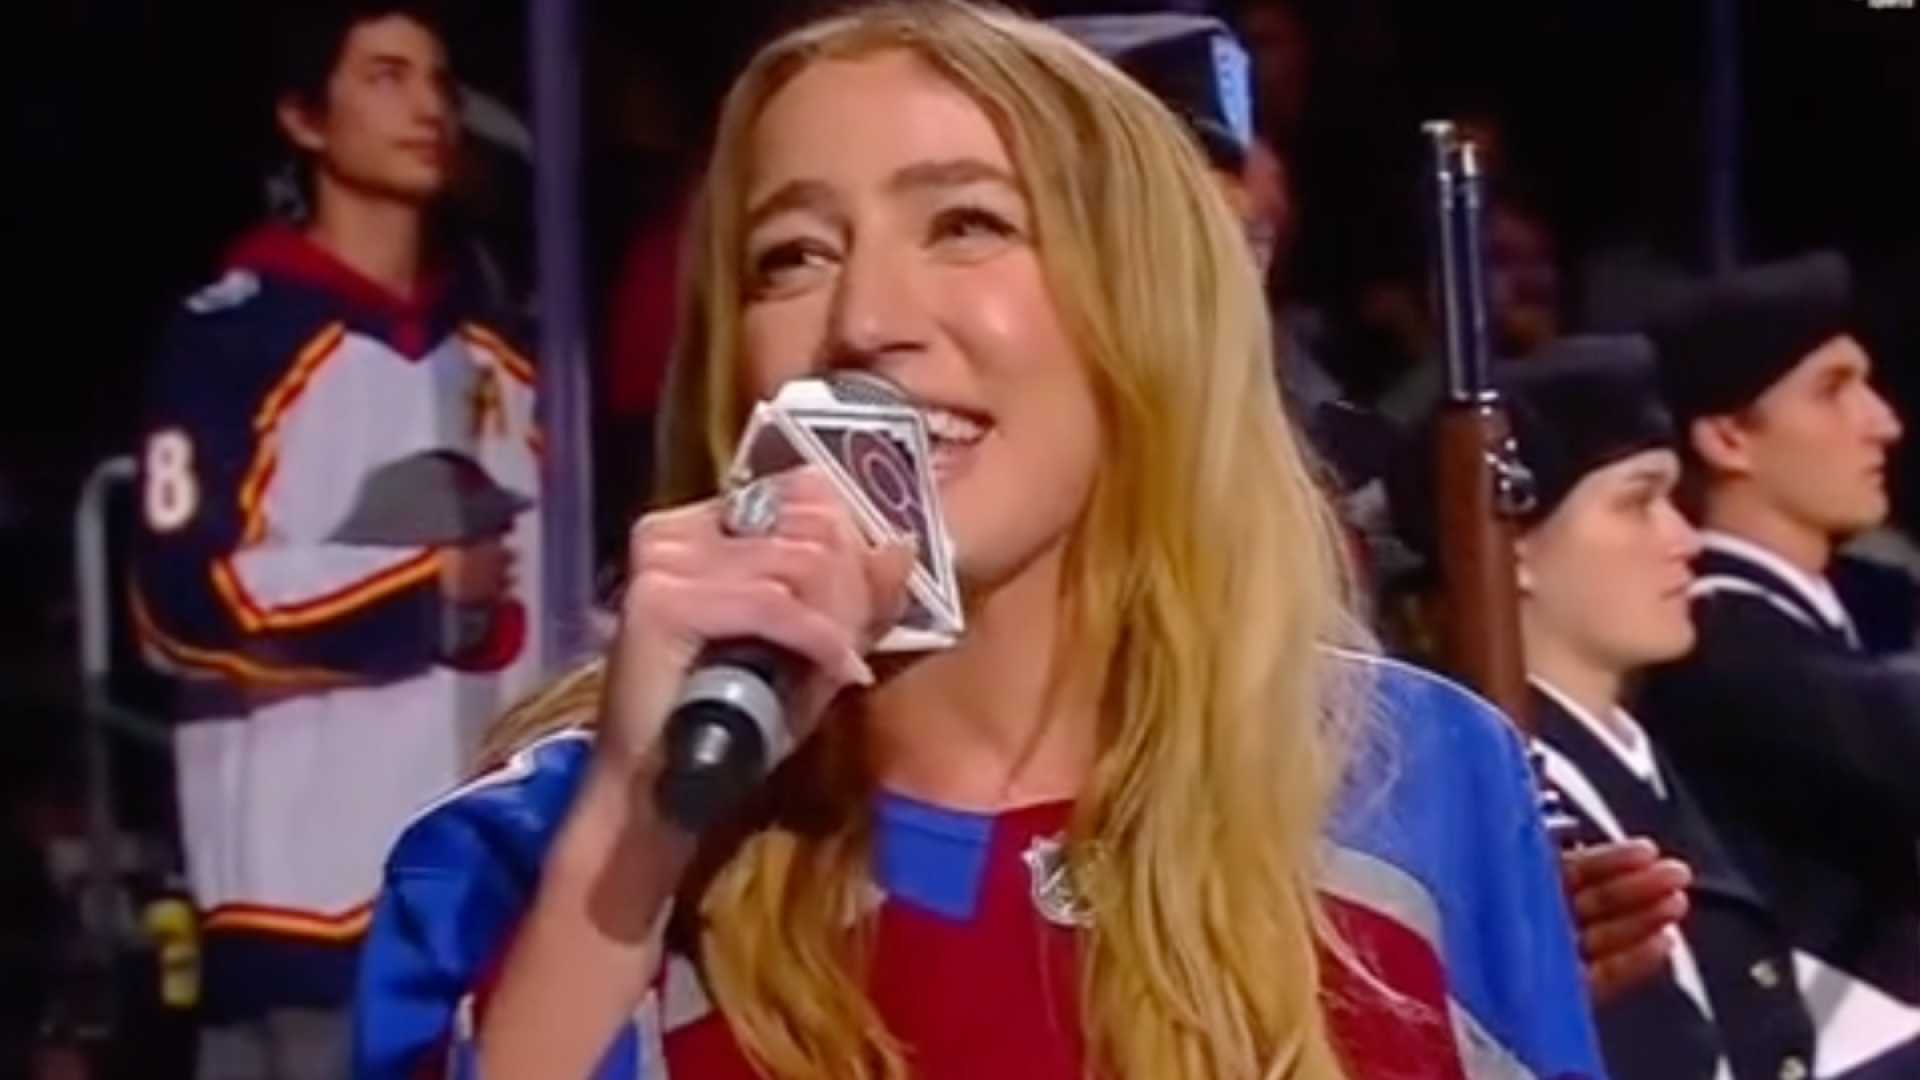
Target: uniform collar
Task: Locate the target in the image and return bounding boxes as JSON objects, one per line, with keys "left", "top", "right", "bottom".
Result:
{"left": 1530, "top": 676, "right": 1666, "bottom": 799}
{"left": 1697, "top": 530, "right": 1860, "bottom": 648}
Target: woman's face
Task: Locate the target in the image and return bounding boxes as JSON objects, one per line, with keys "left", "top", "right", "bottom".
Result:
{"left": 737, "top": 49, "right": 1103, "bottom": 591}
{"left": 1519, "top": 448, "right": 1701, "bottom": 673}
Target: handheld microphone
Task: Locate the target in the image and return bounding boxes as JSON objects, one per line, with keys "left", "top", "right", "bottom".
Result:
{"left": 655, "top": 638, "right": 796, "bottom": 831}
{"left": 654, "top": 371, "right": 943, "bottom": 832}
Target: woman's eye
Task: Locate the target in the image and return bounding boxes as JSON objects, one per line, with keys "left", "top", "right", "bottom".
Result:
{"left": 1618, "top": 491, "right": 1656, "bottom": 516}
{"left": 749, "top": 240, "right": 835, "bottom": 293}
{"left": 931, "top": 205, "right": 1018, "bottom": 246}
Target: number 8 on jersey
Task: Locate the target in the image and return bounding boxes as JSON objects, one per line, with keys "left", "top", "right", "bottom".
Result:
{"left": 144, "top": 428, "right": 200, "bottom": 533}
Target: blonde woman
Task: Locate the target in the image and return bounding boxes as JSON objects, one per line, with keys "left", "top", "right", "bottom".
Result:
{"left": 354, "top": 4, "right": 1598, "bottom": 1078}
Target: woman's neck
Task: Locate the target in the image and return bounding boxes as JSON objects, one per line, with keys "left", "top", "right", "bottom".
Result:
{"left": 1522, "top": 628, "right": 1628, "bottom": 742}
{"left": 864, "top": 541, "right": 1099, "bottom": 813}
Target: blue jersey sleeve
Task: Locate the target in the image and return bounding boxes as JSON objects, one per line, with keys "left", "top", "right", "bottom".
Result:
{"left": 353, "top": 732, "right": 648, "bottom": 1080}
{"left": 1329, "top": 653, "right": 1606, "bottom": 1080}
{"left": 1476, "top": 704, "right": 1609, "bottom": 1079}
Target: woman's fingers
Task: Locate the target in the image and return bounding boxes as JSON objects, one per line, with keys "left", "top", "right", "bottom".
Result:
{"left": 1587, "top": 931, "right": 1679, "bottom": 1005}
{"left": 1580, "top": 888, "right": 1690, "bottom": 959}
{"left": 643, "top": 523, "right": 884, "bottom": 643}
{"left": 630, "top": 571, "right": 871, "bottom": 689}
{"left": 1570, "top": 857, "right": 1693, "bottom": 922}
{"left": 603, "top": 464, "right": 914, "bottom": 762}
{"left": 1561, "top": 837, "right": 1658, "bottom": 892}
{"left": 862, "top": 536, "right": 917, "bottom": 636}
{"left": 1561, "top": 838, "right": 1693, "bottom": 1004}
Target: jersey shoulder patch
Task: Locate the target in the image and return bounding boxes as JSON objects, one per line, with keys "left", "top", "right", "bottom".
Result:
{"left": 184, "top": 269, "right": 262, "bottom": 315}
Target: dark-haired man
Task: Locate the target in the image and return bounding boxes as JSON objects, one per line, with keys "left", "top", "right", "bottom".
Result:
{"left": 1639, "top": 252, "right": 1920, "bottom": 1080}
{"left": 133, "top": 5, "right": 542, "bottom": 1074}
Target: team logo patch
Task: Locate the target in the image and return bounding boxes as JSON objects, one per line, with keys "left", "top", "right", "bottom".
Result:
{"left": 467, "top": 367, "right": 507, "bottom": 438}
{"left": 1022, "top": 833, "right": 1093, "bottom": 929}
{"left": 185, "top": 270, "right": 261, "bottom": 315}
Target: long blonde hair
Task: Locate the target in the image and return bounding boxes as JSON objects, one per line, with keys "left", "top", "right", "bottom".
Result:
{"left": 485, "top": 4, "right": 1369, "bottom": 1077}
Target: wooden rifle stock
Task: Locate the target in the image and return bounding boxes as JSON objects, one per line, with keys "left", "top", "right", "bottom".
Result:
{"left": 1434, "top": 405, "right": 1531, "bottom": 726}
{"left": 1422, "top": 121, "right": 1536, "bottom": 733}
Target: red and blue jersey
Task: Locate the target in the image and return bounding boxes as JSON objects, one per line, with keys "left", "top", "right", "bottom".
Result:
{"left": 354, "top": 654, "right": 1603, "bottom": 1078}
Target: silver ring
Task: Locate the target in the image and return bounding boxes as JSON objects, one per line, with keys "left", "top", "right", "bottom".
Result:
{"left": 721, "top": 477, "right": 781, "bottom": 538}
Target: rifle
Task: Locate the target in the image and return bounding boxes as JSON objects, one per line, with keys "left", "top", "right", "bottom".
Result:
{"left": 1421, "top": 120, "right": 1538, "bottom": 732}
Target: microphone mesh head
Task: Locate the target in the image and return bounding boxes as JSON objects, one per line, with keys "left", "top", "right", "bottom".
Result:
{"left": 824, "top": 370, "right": 909, "bottom": 407}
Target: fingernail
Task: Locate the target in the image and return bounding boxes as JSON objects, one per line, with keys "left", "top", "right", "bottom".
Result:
{"left": 844, "top": 652, "right": 875, "bottom": 687}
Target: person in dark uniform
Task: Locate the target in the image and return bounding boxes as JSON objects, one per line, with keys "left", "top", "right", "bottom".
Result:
{"left": 1637, "top": 252, "right": 1920, "bottom": 1078}
{"left": 1506, "top": 335, "right": 1819, "bottom": 1080}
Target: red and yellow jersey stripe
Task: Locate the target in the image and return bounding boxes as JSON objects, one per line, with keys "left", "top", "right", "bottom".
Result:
{"left": 253, "top": 322, "right": 348, "bottom": 435}
{"left": 211, "top": 319, "right": 449, "bottom": 632}
{"left": 460, "top": 323, "right": 536, "bottom": 387}
{"left": 130, "top": 586, "right": 351, "bottom": 688}
{"left": 211, "top": 548, "right": 443, "bottom": 634}
{"left": 235, "top": 322, "right": 347, "bottom": 548}
{"left": 203, "top": 900, "right": 374, "bottom": 943}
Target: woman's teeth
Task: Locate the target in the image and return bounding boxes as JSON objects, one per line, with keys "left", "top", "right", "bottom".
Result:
{"left": 924, "top": 406, "right": 988, "bottom": 445}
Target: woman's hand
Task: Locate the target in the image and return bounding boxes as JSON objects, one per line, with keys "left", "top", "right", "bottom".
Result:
{"left": 479, "top": 466, "right": 912, "bottom": 1079}
{"left": 1563, "top": 837, "right": 1693, "bottom": 1004}
{"left": 598, "top": 464, "right": 917, "bottom": 773}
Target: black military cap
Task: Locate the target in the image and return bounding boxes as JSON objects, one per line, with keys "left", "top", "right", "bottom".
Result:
{"left": 1642, "top": 251, "right": 1855, "bottom": 426}
{"left": 1049, "top": 13, "right": 1255, "bottom": 171}
{"left": 1499, "top": 334, "right": 1677, "bottom": 524}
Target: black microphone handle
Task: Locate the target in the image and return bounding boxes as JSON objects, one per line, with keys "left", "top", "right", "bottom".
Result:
{"left": 654, "top": 639, "right": 798, "bottom": 831}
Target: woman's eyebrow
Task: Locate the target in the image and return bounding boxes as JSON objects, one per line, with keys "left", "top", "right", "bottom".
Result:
{"left": 1619, "top": 465, "right": 1673, "bottom": 489}
{"left": 886, "top": 157, "right": 1020, "bottom": 196}
{"left": 746, "top": 158, "right": 1019, "bottom": 231}
{"left": 746, "top": 178, "right": 845, "bottom": 231}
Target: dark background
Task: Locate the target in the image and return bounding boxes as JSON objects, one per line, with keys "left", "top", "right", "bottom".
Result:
{"left": 10, "top": 0, "right": 1916, "bottom": 538}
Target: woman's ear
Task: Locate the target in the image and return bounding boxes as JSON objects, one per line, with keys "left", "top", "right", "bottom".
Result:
{"left": 1513, "top": 534, "right": 1537, "bottom": 597}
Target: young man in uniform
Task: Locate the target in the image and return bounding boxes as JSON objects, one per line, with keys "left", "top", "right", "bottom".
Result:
{"left": 132, "top": 3, "right": 542, "bottom": 1074}
{"left": 1639, "top": 251, "right": 1920, "bottom": 1079}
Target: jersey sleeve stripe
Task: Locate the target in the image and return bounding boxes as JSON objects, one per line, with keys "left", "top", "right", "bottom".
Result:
{"left": 211, "top": 548, "right": 443, "bottom": 632}
{"left": 203, "top": 899, "right": 374, "bottom": 941}
{"left": 237, "top": 447, "right": 278, "bottom": 546}
{"left": 460, "top": 324, "right": 537, "bottom": 387}
{"left": 231, "top": 322, "right": 347, "bottom": 551}
{"left": 252, "top": 322, "right": 348, "bottom": 435}
{"left": 130, "top": 585, "right": 351, "bottom": 687}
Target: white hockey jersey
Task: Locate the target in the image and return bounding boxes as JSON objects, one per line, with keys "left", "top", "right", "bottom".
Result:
{"left": 133, "top": 223, "right": 544, "bottom": 1015}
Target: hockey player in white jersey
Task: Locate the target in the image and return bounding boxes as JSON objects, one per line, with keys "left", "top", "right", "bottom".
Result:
{"left": 131, "top": 3, "right": 542, "bottom": 1074}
